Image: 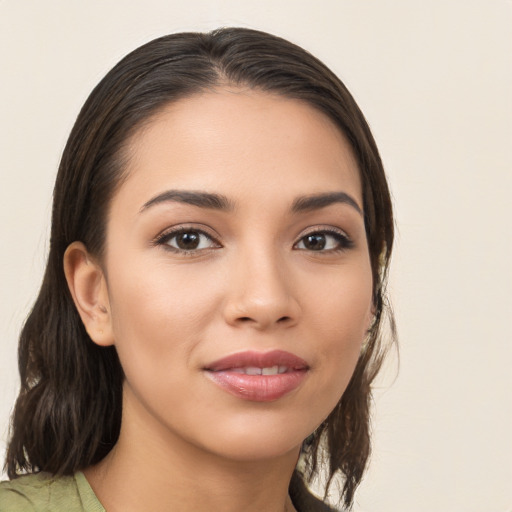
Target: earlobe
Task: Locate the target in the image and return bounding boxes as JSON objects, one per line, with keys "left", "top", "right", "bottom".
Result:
{"left": 367, "top": 304, "right": 376, "bottom": 333}
{"left": 63, "top": 241, "right": 115, "bottom": 347}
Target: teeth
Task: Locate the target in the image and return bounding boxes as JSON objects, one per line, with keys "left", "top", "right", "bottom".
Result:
{"left": 245, "top": 367, "right": 261, "bottom": 375}
{"left": 229, "top": 366, "right": 289, "bottom": 375}
{"left": 262, "top": 366, "right": 279, "bottom": 375}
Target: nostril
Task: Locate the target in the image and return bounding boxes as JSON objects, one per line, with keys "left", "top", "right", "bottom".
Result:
{"left": 236, "top": 315, "right": 291, "bottom": 324}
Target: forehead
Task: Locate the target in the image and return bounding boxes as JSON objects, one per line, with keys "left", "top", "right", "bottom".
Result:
{"left": 117, "top": 88, "right": 362, "bottom": 211}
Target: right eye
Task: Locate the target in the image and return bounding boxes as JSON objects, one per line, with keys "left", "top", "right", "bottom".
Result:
{"left": 156, "top": 228, "right": 220, "bottom": 253}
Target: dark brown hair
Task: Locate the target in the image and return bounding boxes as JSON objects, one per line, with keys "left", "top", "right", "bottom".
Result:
{"left": 5, "top": 27, "right": 395, "bottom": 509}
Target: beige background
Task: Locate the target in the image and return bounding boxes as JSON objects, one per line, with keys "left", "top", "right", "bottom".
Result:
{"left": 1, "top": 1, "right": 511, "bottom": 511}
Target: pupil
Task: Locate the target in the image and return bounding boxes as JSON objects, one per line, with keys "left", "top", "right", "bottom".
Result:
{"left": 177, "top": 232, "right": 200, "bottom": 249}
{"left": 305, "top": 234, "right": 326, "bottom": 250}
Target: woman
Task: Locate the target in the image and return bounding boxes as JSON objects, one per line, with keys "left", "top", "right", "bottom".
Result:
{"left": 1, "top": 28, "right": 394, "bottom": 511}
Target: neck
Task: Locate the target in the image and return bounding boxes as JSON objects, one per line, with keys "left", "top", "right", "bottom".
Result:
{"left": 84, "top": 389, "right": 300, "bottom": 512}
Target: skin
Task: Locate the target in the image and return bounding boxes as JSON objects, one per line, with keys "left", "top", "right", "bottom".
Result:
{"left": 64, "top": 88, "right": 373, "bottom": 512}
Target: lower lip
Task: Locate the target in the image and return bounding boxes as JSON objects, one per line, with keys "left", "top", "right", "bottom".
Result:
{"left": 205, "top": 370, "right": 307, "bottom": 402}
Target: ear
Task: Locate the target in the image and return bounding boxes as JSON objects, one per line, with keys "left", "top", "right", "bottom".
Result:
{"left": 367, "top": 302, "right": 377, "bottom": 332}
{"left": 63, "top": 241, "right": 115, "bottom": 347}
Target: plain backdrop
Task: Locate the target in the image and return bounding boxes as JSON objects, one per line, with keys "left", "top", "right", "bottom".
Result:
{"left": 1, "top": 1, "right": 511, "bottom": 511}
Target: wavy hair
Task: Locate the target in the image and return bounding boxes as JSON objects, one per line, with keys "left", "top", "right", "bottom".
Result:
{"left": 5, "top": 27, "right": 395, "bottom": 510}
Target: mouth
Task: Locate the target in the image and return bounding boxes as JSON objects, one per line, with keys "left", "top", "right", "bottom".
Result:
{"left": 203, "top": 350, "right": 309, "bottom": 402}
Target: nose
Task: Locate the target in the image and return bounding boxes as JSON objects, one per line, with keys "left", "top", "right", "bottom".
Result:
{"left": 222, "top": 248, "right": 301, "bottom": 330}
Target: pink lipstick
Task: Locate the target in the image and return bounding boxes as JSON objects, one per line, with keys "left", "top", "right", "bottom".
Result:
{"left": 204, "top": 350, "right": 309, "bottom": 402}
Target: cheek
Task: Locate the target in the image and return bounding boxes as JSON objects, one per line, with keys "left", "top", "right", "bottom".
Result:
{"left": 306, "top": 260, "right": 373, "bottom": 390}
{"left": 106, "top": 260, "right": 223, "bottom": 374}
{"left": 311, "top": 257, "right": 372, "bottom": 334}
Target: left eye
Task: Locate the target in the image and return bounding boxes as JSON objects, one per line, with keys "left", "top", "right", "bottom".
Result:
{"left": 295, "top": 231, "right": 351, "bottom": 251}
{"left": 161, "top": 229, "right": 218, "bottom": 252}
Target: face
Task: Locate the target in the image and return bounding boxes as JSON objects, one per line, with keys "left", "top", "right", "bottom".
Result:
{"left": 100, "top": 89, "right": 373, "bottom": 462}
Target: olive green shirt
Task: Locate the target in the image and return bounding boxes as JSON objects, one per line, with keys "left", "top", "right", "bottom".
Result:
{"left": 0, "top": 472, "right": 104, "bottom": 512}
{"left": 0, "top": 471, "right": 336, "bottom": 511}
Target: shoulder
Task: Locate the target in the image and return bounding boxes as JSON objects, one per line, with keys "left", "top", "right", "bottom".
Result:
{"left": 1, "top": 473, "right": 53, "bottom": 512}
{"left": 0, "top": 472, "right": 104, "bottom": 512}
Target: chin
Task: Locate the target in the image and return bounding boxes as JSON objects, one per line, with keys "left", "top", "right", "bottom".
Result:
{"left": 206, "top": 432, "right": 303, "bottom": 463}
{"left": 186, "top": 409, "right": 322, "bottom": 463}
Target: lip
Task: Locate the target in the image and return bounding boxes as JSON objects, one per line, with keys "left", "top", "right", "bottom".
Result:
{"left": 203, "top": 350, "right": 309, "bottom": 402}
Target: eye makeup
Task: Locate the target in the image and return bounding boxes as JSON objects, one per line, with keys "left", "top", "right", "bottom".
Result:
{"left": 152, "top": 222, "right": 354, "bottom": 257}
{"left": 152, "top": 225, "right": 222, "bottom": 255}
{"left": 294, "top": 227, "right": 354, "bottom": 253}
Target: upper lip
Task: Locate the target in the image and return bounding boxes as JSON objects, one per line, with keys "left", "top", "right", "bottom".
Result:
{"left": 204, "top": 350, "right": 309, "bottom": 372}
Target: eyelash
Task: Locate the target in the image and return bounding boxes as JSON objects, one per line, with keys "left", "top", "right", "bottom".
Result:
{"left": 153, "top": 227, "right": 221, "bottom": 255}
{"left": 153, "top": 226, "right": 354, "bottom": 255}
{"left": 293, "top": 228, "right": 354, "bottom": 253}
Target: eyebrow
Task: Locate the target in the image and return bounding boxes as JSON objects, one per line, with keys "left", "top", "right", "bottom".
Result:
{"left": 140, "top": 189, "right": 362, "bottom": 216}
{"left": 291, "top": 192, "right": 363, "bottom": 215}
{"left": 140, "top": 190, "right": 234, "bottom": 213}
